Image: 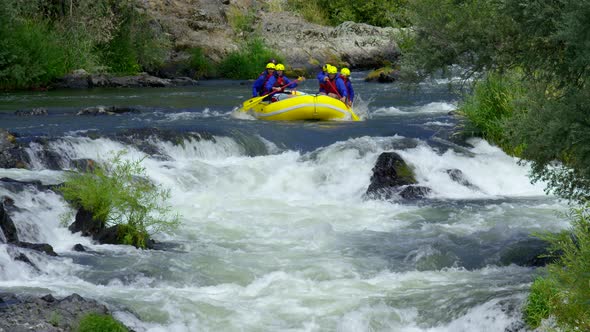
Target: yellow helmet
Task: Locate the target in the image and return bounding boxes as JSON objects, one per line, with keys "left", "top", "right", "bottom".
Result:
{"left": 275, "top": 63, "right": 285, "bottom": 71}
{"left": 327, "top": 65, "right": 338, "bottom": 74}
{"left": 322, "top": 64, "right": 331, "bottom": 71}
{"left": 340, "top": 68, "right": 351, "bottom": 76}
{"left": 266, "top": 63, "right": 276, "bottom": 70}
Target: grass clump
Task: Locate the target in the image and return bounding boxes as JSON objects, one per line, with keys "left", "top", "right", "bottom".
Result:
{"left": 60, "top": 152, "right": 179, "bottom": 249}
{"left": 227, "top": 4, "right": 257, "bottom": 34}
{"left": 525, "top": 205, "right": 590, "bottom": 330}
{"left": 76, "top": 313, "right": 128, "bottom": 332}
{"left": 456, "top": 72, "right": 526, "bottom": 156}
{"left": 217, "top": 38, "right": 282, "bottom": 79}
{"left": 524, "top": 277, "right": 557, "bottom": 328}
{"left": 190, "top": 47, "right": 215, "bottom": 79}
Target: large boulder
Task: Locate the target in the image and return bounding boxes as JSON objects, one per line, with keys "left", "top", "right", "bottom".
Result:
{"left": 366, "top": 152, "right": 431, "bottom": 200}
{"left": 138, "top": 1, "right": 401, "bottom": 71}
{"left": 0, "top": 129, "right": 29, "bottom": 169}
{"left": 0, "top": 202, "right": 19, "bottom": 243}
{"left": 260, "top": 15, "right": 401, "bottom": 70}
{"left": 68, "top": 207, "right": 103, "bottom": 237}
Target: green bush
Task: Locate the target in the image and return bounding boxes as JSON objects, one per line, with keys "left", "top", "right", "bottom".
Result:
{"left": 97, "top": 4, "right": 169, "bottom": 75}
{"left": 60, "top": 152, "right": 180, "bottom": 249}
{"left": 524, "top": 277, "right": 557, "bottom": 328}
{"left": 190, "top": 47, "right": 214, "bottom": 79}
{"left": 217, "top": 39, "right": 282, "bottom": 79}
{"left": 0, "top": 0, "right": 171, "bottom": 89}
{"left": 76, "top": 313, "right": 128, "bottom": 332}
{"left": 457, "top": 72, "right": 526, "bottom": 155}
{"left": 533, "top": 206, "right": 590, "bottom": 330}
{"left": 287, "top": 0, "right": 409, "bottom": 27}
{"left": 0, "top": 16, "right": 69, "bottom": 89}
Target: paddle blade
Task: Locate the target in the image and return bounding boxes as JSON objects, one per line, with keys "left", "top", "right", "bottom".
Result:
{"left": 242, "top": 95, "right": 266, "bottom": 111}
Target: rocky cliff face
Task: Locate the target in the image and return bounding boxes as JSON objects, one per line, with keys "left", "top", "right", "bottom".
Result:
{"left": 138, "top": 0, "right": 400, "bottom": 70}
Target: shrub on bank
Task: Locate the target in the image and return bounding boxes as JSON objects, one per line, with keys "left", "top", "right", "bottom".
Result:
{"left": 527, "top": 206, "right": 590, "bottom": 330}
{"left": 217, "top": 38, "right": 282, "bottom": 79}
{"left": 456, "top": 72, "right": 525, "bottom": 156}
{"left": 287, "top": 0, "right": 410, "bottom": 27}
{"left": 60, "top": 152, "right": 180, "bottom": 249}
{"left": 76, "top": 313, "right": 128, "bottom": 332}
{"left": 0, "top": 0, "right": 171, "bottom": 89}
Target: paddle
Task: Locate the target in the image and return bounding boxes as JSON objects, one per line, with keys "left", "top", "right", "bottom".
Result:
{"left": 242, "top": 80, "right": 300, "bottom": 110}
{"left": 325, "top": 77, "right": 359, "bottom": 120}
{"left": 326, "top": 78, "right": 350, "bottom": 106}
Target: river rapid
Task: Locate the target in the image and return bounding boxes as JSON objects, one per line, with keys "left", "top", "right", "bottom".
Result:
{"left": 0, "top": 75, "right": 568, "bottom": 331}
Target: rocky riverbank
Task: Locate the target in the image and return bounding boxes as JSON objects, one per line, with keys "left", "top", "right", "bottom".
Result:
{"left": 0, "top": 292, "right": 127, "bottom": 332}
{"left": 49, "top": 0, "right": 401, "bottom": 88}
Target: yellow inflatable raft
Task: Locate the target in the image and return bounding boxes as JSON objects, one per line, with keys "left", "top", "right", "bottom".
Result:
{"left": 241, "top": 93, "right": 360, "bottom": 121}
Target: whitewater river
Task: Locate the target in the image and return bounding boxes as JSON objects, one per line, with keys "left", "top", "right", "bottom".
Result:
{"left": 0, "top": 75, "right": 568, "bottom": 331}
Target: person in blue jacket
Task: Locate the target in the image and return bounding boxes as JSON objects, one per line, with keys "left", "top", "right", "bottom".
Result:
{"left": 339, "top": 67, "right": 355, "bottom": 107}
{"left": 324, "top": 65, "right": 348, "bottom": 103}
{"left": 252, "top": 63, "right": 275, "bottom": 97}
{"left": 264, "top": 64, "right": 298, "bottom": 94}
{"left": 317, "top": 64, "right": 330, "bottom": 94}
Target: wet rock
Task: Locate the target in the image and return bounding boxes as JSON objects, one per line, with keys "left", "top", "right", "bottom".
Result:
{"left": 0, "top": 129, "right": 29, "bottom": 169}
{"left": 366, "top": 152, "right": 419, "bottom": 199}
{"left": 77, "top": 106, "right": 141, "bottom": 116}
{"left": 398, "top": 185, "right": 432, "bottom": 200}
{"left": 14, "top": 107, "right": 48, "bottom": 116}
{"left": 0, "top": 292, "right": 120, "bottom": 332}
{"left": 112, "top": 127, "right": 215, "bottom": 157}
{"left": 70, "top": 158, "right": 96, "bottom": 172}
{"left": 499, "top": 238, "right": 555, "bottom": 267}
{"left": 0, "top": 202, "right": 19, "bottom": 243}
{"left": 364, "top": 67, "right": 400, "bottom": 83}
{"left": 73, "top": 243, "right": 86, "bottom": 252}
{"left": 17, "top": 242, "right": 58, "bottom": 257}
{"left": 445, "top": 169, "right": 479, "bottom": 190}
{"left": 39, "top": 149, "right": 63, "bottom": 170}
{"left": 68, "top": 207, "right": 102, "bottom": 237}
{"left": 40, "top": 294, "right": 56, "bottom": 303}
{"left": 68, "top": 207, "right": 155, "bottom": 249}
{"left": 13, "top": 253, "right": 37, "bottom": 269}
{"left": 53, "top": 69, "right": 91, "bottom": 89}
{"left": 94, "top": 225, "right": 120, "bottom": 245}
{"left": 55, "top": 71, "right": 198, "bottom": 89}
{"left": 13, "top": 250, "right": 41, "bottom": 271}
{"left": 0, "top": 177, "right": 53, "bottom": 193}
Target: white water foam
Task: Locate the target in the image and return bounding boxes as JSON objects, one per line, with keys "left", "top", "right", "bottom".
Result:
{"left": 0, "top": 133, "right": 568, "bottom": 331}
{"left": 373, "top": 102, "right": 457, "bottom": 116}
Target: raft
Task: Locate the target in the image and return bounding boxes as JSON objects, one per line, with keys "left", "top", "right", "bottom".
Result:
{"left": 241, "top": 92, "right": 360, "bottom": 121}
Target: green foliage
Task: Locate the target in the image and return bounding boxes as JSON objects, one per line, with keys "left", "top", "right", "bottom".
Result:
{"left": 190, "top": 47, "right": 214, "bottom": 79}
{"left": 76, "top": 313, "right": 128, "bottom": 332}
{"left": 286, "top": 0, "right": 330, "bottom": 26}
{"left": 60, "top": 152, "right": 180, "bottom": 249}
{"left": 227, "top": 5, "right": 257, "bottom": 34}
{"left": 217, "top": 39, "right": 282, "bottom": 79}
{"left": 96, "top": 3, "right": 169, "bottom": 75}
{"left": 0, "top": 10, "right": 69, "bottom": 89}
{"left": 506, "top": 84, "right": 590, "bottom": 201}
{"left": 404, "top": 0, "right": 590, "bottom": 203}
{"left": 529, "top": 205, "right": 590, "bottom": 330}
{"left": 401, "top": 0, "right": 514, "bottom": 79}
{"left": 287, "top": 0, "right": 409, "bottom": 27}
{"left": 0, "top": 0, "right": 171, "bottom": 89}
{"left": 457, "top": 72, "right": 526, "bottom": 155}
{"left": 524, "top": 277, "right": 557, "bottom": 328}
